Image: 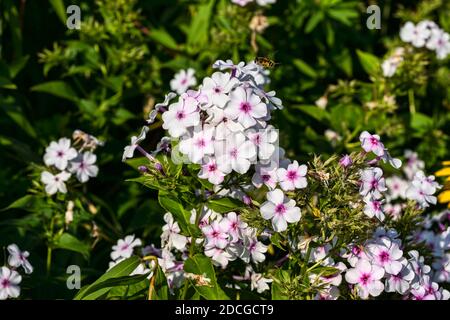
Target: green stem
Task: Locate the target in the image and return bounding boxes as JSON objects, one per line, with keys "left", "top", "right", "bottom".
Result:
{"left": 46, "top": 246, "right": 52, "bottom": 275}
{"left": 408, "top": 89, "right": 416, "bottom": 114}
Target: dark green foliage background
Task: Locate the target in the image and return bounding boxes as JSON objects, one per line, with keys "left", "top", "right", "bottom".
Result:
{"left": 0, "top": 0, "right": 448, "bottom": 298}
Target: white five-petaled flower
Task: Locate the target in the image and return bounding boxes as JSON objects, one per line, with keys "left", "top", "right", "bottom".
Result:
{"left": 359, "top": 131, "right": 385, "bottom": 157}
{"left": 226, "top": 87, "right": 267, "bottom": 129}
{"left": 359, "top": 167, "right": 387, "bottom": 198}
{"left": 7, "top": 244, "right": 33, "bottom": 274}
{"left": 345, "top": 259, "right": 385, "bottom": 299}
{"left": 400, "top": 21, "right": 431, "bottom": 48}
{"left": 202, "top": 220, "right": 229, "bottom": 249}
{"left": 252, "top": 162, "right": 278, "bottom": 189}
{"left": 0, "top": 267, "right": 22, "bottom": 300}
{"left": 202, "top": 72, "right": 239, "bottom": 108}
{"left": 162, "top": 98, "right": 200, "bottom": 138}
{"left": 179, "top": 127, "right": 215, "bottom": 164}
{"left": 426, "top": 28, "right": 450, "bottom": 59}
{"left": 170, "top": 68, "right": 197, "bottom": 94}
{"left": 198, "top": 157, "right": 225, "bottom": 185}
{"left": 43, "top": 137, "right": 78, "bottom": 170}
{"left": 221, "top": 212, "right": 246, "bottom": 243}
{"left": 122, "top": 126, "right": 149, "bottom": 161}
{"left": 41, "top": 170, "right": 71, "bottom": 195}
{"left": 367, "top": 237, "right": 404, "bottom": 275}
{"left": 69, "top": 151, "right": 98, "bottom": 183}
{"left": 406, "top": 171, "right": 440, "bottom": 208}
{"left": 260, "top": 189, "right": 301, "bottom": 232}
{"left": 161, "top": 213, "right": 188, "bottom": 251}
{"left": 215, "top": 132, "right": 256, "bottom": 174}
{"left": 363, "top": 196, "right": 385, "bottom": 221}
{"left": 250, "top": 272, "right": 272, "bottom": 293}
{"left": 241, "top": 229, "right": 268, "bottom": 264}
{"left": 247, "top": 125, "right": 278, "bottom": 160}
{"left": 385, "top": 264, "right": 415, "bottom": 295}
{"left": 276, "top": 160, "right": 308, "bottom": 191}
{"left": 111, "top": 235, "right": 142, "bottom": 261}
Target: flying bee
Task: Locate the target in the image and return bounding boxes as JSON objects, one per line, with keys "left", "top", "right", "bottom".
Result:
{"left": 72, "top": 129, "right": 104, "bottom": 151}
{"left": 254, "top": 56, "right": 279, "bottom": 69}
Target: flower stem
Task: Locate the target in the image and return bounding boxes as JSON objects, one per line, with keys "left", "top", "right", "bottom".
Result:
{"left": 46, "top": 246, "right": 52, "bottom": 275}
{"left": 408, "top": 89, "right": 416, "bottom": 114}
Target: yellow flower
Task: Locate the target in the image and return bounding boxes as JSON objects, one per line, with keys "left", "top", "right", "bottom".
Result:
{"left": 436, "top": 161, "right": 450, "bottom": 208}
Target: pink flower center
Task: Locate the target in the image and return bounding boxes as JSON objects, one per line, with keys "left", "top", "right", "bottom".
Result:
{"left": 195, "top": 138, "right": 206, "bottom": 148}
{"left": 379, "top": 251, "right": 390, "bottom": 263}
{"left": 369, "top": 137, "right": 379, "bottom": 146}
{"left": 181, "top": 78, "right": 187, "bottom": 85}
{"left": 214, "top": 87, "right": 222, "bottom": 93}
{"left": 262, "top": 174, "right": 271, "bottom": 182}
{"left": 176, "top": 111, "right": 185, "bottom": 120}
{"left": 370, "top": 178, "right": 379, "bottom": 189}
{"left": 239, "top": 102, "right": 252, "bottom": 114}
{"left": 120, "top": 244, "right": 130, "bottom": 251}
{"left": 57, "top": 150, "right": 65, "bottom": 157}
{"left": 1, "top": 278, "right": 10, "bottom": 288}
{"left": 230, "top": 148, "right": 238, "bottom": 159}
{"left": 208, "top": 163, "right": 217, "bottom": 172}
{"left": 287, "top": 170, "right": 298, "bottom": 181}
{"left": 372, "top": 201, "right": 382, "bottom": 211}
{"left": 275, "top": 204, "right": 286, "bottom": 215}
{"left": 359, "top": 273, "right": 371, "bottom": 285}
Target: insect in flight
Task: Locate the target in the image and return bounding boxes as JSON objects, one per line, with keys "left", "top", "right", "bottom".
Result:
{"left": 254, "top": 56, "right": 280, "bottom": 69}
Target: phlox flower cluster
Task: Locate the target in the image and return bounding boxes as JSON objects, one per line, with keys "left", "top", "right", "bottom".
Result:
{"left": 0, "top": 244, "right": 33, "bottom": 300}
{"left": 400, "top": 20, "right": 450, "bottom": 59}
{"left": 358, "top": 131, "right": 402, "bottom": 221}
{"left": 41, "top": 130, "right": 102, "bottom": 195}
{"left": 343, "top": 228, "right": 449, "bottom": 300}
{"left": 383, "top": 150, "right": 440, "bottom": 220}
{"left": 415, "top": 210, "right": 450, "bottom": 285}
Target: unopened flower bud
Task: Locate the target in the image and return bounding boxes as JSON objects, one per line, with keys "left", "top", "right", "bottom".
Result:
{"left": 339, "top": 154, "right": 353, "bottom": 168}
{"left": 138, "top": 165, "right": 149, "bottom": 173}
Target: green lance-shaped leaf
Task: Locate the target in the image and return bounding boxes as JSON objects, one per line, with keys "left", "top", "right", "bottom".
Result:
{"left": 53, "top": 233, "right": 90, "bottom": 260}
{"left": 183, "top": 254, "right": 229, "bottom": 300}
{"left": 31, "top": 81, "right": 79, "bottom": 102}
{"left": 356, "top": 50, "right": 380, "bottom": 77}
{"left": 74, "top": 256, "right": 141, "bottom": 300}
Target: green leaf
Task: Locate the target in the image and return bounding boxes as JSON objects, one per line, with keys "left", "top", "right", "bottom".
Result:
{"left": 49, "top": 0, "right": 67, "bottom": 24}
{"left": 9, "top": 55, "right": 29, "bottom": 78}
{"left": 1, "top": 102, "right": 37, "bottom": 138}
{"left": 149, "top": 28, "right": 178, "bottom": 50}
{"left": 292, "top": 59, "right": 317, "bottom": 78}
{"left": 81, "top": 273, "right": 149, "bottom": 300}
{"left": 206, "top": 197, "right": 244, "bottom": 213}
{"left": 31, "top": 81, "right": 79, "bottom": 102}
{"left": 183, "top": 254, "right": 229, "bottom": 300}
{"left": 356, "top": 50, "right": 380, "bottom": 77}
{"left": 410, "top": 112, "right": 433, "bottom": 133}
{"left": 54, "top": 233, "right": 90, "bottom": 260}
{"left": 158, "top": 193, "right": 192, "bottom": 234}
{"left": 271, "top": 270, "right": 289, "bottom": 300}
{"left": 293, "top": 105, "right": 330, "bottom": 123}
{"left": 1, "top": 195, "right": 43, "bottom": 212}
{"left": 270, "top": 233, "right": 285, "bottom": 251}
{"left": 187, "top": 0, "right": 215, "bottom": 50}
{"left": 74, "top": 256, "right": 141, "bottom": 300}
{"left": 305, "top": 11, "right": 324, "bottom": 33}
{"left": 0, "top": 76, "right": 16, "bottom": 89}
{"left": 150, "top": 265, "right": 169, "bottom": 300}
{"left": 330, "top": 104, "right": 363, "bottom": 131}
{"left": 327, "top": 8, "right": 358, "bottom": 26}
